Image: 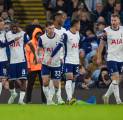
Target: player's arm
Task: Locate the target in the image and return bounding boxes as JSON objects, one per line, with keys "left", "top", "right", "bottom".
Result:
{"left": 51, "top": 33, "right": 67, "bottom": 58}
{"left": 24, "top": 33, "right": 30, "bottom": 45}
{"left": 0, "top": 36, "right": 21, "bottom": 48}
{"left": 97, "top": 31, "right": 107, "bottom": 64}
{"left": 47, "top": 33, "right": 67, "bottom": 65}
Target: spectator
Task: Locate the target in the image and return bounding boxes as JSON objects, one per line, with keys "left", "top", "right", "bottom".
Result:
{"left": 43, "top": 0, "right": 55, "bottom": 20}
{"left": 54, "top": 0, "right": 66, "bottom": 13}
{"left": 1, "top": 11, "right": 11, "bottom": 23}
{"left": 97, "top": 67, "right": 111, "bottom": 88}
{"left": 43, "top": 0, "right": 56, "bottom": 9}
{"left": 82, "top": 72, "right": 95, "bottom": 89}
{"left": 8, "top": 8, "right": 15, "bottom": 22}
{"left": 95, "top": 22, "right": 106, "bottom": 37}
{"left": 92, "top": 2, "right": 105, "bottom": 22}
{"left": 96, "top": 16, "right": 106, "bottom": 23}
{"left": 103, "top": 0, "right": 116, "bottom": 13}
{"left": 79, "top": 11, "right": 94, "bottom": 35}
{"left": 85, "top": 0, "right": 103, "bottom": 11}
{"left": 80, "top": 29, "right": 99, "bottom": 67}
{"left": 65, "top": 0, "right": 81, "bottom": 17}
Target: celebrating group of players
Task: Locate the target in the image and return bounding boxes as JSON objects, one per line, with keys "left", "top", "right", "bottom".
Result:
{"left": 0, "top": 12, "right": 123, "bottom": 105}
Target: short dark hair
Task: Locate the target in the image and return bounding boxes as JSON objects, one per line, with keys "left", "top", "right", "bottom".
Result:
{"left": 52, "top": 12, "right": 62, "bottom": 20}
{"left": 111, "top": 14, "right": 120, "bottom": 18}
{"left": 71, "top": 18, "right": 80, "bottom": 27}
{"left": 45, "top": 20, "right": 54, "bottom": 27}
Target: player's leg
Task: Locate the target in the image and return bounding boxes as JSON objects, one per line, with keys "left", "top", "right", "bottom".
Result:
{"left": 56, "top": 64, "right": 65, "bottom": 104}
{"left": 104, "top": 61, "right": 122, "bottom": 104}
{"left": 49, "top": 79, "right": 55, "bottom": 102}
{"left": 0, "top": 62, "right": 3, "bottom": 95}
{"left": 0, "top": 61, "right": 7, "bottom": 95}
{"left": 65, "top": 64, "right": 75, "bottom": 103}
{"left": 17, "top": 79, "right": 26, "bottom": 104}
{"left": 8, "top": 64, "right": 18, "bottom": 104}
{"left": 41, "top": 65, "right": 51, "bottom": 104}
{"left": 17, "top": 62, "right": 27, "bottom": 104}
{"left": 114, "top": 62, "right": 123, "bottom": 104}
{"left": 38, "top": 70, "right": 46, "bottom": 104}
{"left": 73, "top": 65, "right": 79, "bottom": 96}
{"left": 26, "top": 71, "right": 36, "bottom": 103}
{"left": 111, "top": 73, "right": 122, "bottom": 104}
{"left": 51, "top": 67, "right": 64, "bottom": 104}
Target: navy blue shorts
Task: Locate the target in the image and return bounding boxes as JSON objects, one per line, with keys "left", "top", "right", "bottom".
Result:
{"left": 0, "top": 61, "right": 8, "bottom": 79}
{"left": 8, "top": 62, "right": 27, "bottom": 80}
{"left": 65, "top": 63, "right": 79, "bottom": 76}
{"left": 41, "top": 64, "right": 61, "bottom": 80}
{"left": 107, "top": 61, "right": 123, "bottom": 75}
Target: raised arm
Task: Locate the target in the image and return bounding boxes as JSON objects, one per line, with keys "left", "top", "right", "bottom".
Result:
{"left": 97, "top": 31, "right": 107, "bottom": 65}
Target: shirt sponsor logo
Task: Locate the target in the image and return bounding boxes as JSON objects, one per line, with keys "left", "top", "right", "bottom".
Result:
{"left": 111, "top": 39, "right": 123, "bottom": 45}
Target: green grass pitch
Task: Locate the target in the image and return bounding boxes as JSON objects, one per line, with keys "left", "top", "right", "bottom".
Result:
{"left": 0, "top": 104, "right": 123, "bottom": 120}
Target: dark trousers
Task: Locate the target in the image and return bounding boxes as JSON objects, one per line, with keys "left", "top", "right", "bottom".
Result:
{"left": 26, "top": 70, "right": 46, "bottom": 104}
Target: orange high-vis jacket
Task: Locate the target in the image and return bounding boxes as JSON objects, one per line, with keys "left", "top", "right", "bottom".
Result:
{"left": 25, "top": 28, "right": 44, "bottom": 71}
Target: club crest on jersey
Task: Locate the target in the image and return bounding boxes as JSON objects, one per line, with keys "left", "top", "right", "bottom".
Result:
{"left": 111, "top": 39, "right": 123, "bottom": 45}
{"left": 45, "top": 48, "right": 53, "bottom": 52}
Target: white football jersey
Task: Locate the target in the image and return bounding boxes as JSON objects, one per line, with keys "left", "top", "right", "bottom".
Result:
{"left": 0, "top": 31, "right": 7, "bottom": 62}
{"left": 54, "top": 27, "right": 66, "bottom": 36}
{"left": 63, "top": 30, "right": 80, "bottom": 64}
{"left": 104, "top": 26, "right": 123, "bottom": 62}
{"left": 40, "top": 33, "right": 61, "bottom": 67}
{"left": 6, "top": 31, "right": 26, "bottom": 64}
{"left": 54, "top": 27, "right": 66, "bottom": 60}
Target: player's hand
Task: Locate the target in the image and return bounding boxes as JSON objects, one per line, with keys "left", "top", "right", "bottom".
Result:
{"left": 14, "top": 36, "right": 21, "bottom": 41}
{"left": 97, "top": 56, "right": 102, "bottom": 65}
{"left": 47, "top": 57, "right": 52, "bottom": 65}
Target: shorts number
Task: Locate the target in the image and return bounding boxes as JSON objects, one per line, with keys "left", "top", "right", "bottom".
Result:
{"left": 76, "top": 66, "right": 79, "bottom": 73}
{"left": 55, "top": 71, "right": 61, "bottom": 77}
{"left": 22, "top": 69, "right": 26, "bottom": 75}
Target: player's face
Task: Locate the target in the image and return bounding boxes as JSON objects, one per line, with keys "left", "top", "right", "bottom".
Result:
{"left": 46, "top": 25, "right": 55, "bottom": 35}
{"left": 12, "top": 26, "right": 18, "bottom": 33}
{"left": 75, "top": 21, "right": 80, "bottom": 31}
{"left": 57, "top": 15, "right": 63, "bottom": 26}
{"left": 111, "top": 17, "right": 120, "bottom": 29}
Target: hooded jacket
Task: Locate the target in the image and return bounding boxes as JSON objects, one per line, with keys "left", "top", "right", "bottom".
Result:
{"left": 25, "top": 28, "right": 44, "bottom": 71}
